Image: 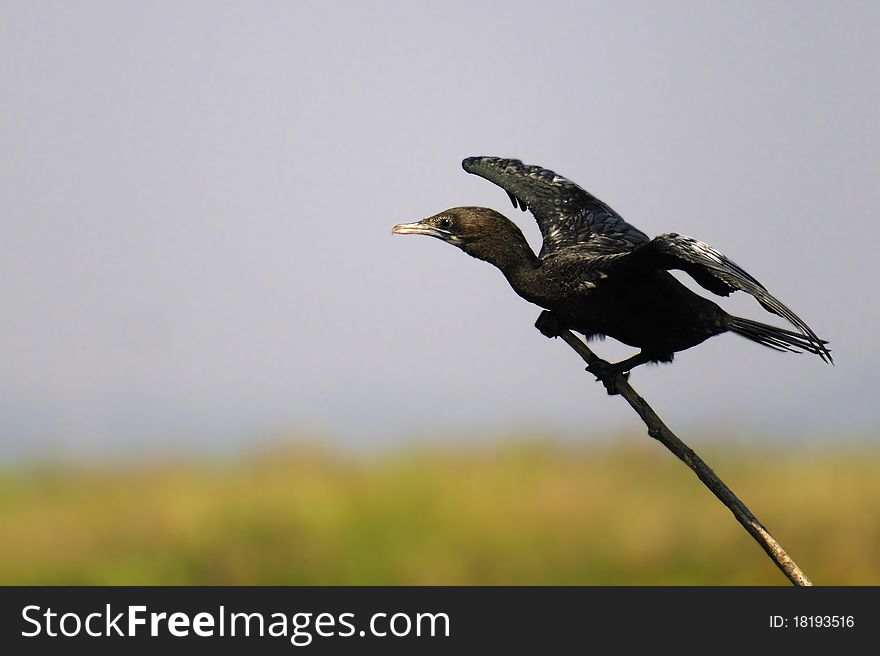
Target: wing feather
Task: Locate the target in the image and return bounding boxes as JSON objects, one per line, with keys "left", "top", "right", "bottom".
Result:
{"left": 462, "top": 156, "right": 649, "bottom": 256}
{"left": 605, "top": 233, "right": 832, "bottom": 361}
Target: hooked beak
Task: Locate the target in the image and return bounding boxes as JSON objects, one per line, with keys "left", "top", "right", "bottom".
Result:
{"left": 391, "top": 221, "right": 453, "bottom": 241}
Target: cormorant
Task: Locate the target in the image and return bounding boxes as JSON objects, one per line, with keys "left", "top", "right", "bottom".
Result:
{"left": 393, "top": 157, "right": 831, "bottom": 392}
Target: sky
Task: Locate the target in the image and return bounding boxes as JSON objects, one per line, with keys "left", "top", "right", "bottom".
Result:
{"left": 1, "top": 1, "right": 878, "bottom": 460}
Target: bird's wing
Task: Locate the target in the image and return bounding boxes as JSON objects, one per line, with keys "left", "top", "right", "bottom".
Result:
{"left": 462, "top": 156, "right": 649, "bottom": 257}
{"left": 600, "top": 232, "right": 831, "bottom": 360}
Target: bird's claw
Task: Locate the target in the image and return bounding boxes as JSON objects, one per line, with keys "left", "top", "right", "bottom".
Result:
{"left": 585, "top": 362, "right": 629, "bottom": 395}
{"left": 535, "top": 311, "right": 562, "bottom": 339}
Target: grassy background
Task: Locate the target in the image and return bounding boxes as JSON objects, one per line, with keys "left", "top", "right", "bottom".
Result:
{"left": 1, "top": 439, "right": 877, "bottom": 585}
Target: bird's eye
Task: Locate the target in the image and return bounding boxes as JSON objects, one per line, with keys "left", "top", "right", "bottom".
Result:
{"left": 438, "top": 217, "right": 451, "bottom": 229}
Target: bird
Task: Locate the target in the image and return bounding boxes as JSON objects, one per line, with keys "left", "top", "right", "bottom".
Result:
{"left": 392, "top": 156, "right": 831, "bottom": 393}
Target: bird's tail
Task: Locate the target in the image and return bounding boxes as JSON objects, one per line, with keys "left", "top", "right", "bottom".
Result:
{"left": 724, "top": 316, "right": 832, "bottom": 363}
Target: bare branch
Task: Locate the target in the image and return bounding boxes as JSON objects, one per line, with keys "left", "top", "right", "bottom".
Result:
{"left": 555, "top": 328, "right": 812, "bottom": 586}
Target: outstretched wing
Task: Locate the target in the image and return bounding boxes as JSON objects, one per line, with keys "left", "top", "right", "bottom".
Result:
{"left": 603, "top": 233, "right": 832, "bottom": 361}
{"left": 462, "top": 156, "right": 649, "bottom": 257}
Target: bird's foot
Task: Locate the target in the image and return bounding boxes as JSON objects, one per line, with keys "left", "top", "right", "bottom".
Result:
{"left": 535, "top": 311, "right": 563, "bottom": 339}
{"left": 585, "top": 361, "right": 629, "bottom": 395}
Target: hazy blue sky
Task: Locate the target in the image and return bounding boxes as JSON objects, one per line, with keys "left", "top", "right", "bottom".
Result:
{"left": 2, "top": 1, "right": 878, "bottom": 459}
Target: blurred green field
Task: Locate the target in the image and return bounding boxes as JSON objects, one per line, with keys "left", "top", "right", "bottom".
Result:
{"left": 1, "top": 439, "right": 878, "bottom": 585}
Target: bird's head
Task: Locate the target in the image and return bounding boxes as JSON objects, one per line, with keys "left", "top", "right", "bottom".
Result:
{"left": 392, "top": 206, "right": 536, "bottom": 268}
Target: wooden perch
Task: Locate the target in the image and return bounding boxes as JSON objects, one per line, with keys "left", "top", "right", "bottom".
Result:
{"left": 554, "top": 328, "right": 812, "bottom": 586}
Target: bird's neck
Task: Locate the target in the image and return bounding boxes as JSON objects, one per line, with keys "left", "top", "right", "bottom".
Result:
{"left": 484, "top": 240, "right": 544, "bottom": 301}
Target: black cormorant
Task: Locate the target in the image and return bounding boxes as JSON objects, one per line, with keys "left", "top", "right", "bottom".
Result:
{"left": 393, "top": 157, "right": 831, "bottom": 391}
